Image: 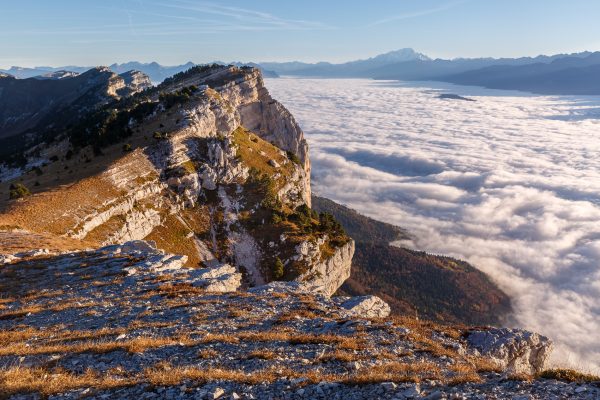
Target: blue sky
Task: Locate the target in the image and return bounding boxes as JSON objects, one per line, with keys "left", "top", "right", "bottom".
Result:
{"left": 2, "top": 0, "right": 600, "bottom": 68}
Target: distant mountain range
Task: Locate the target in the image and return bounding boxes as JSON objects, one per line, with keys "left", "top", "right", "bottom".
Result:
{"left": 1, "top": 61, "right": 278, "bottom": 83}
{"left": 259, "top": 48, "right": 600, "bottom": 95}
{"left": 4, "top": 48, "right": 600, "bottom": 94}
{"left": 260, "top": 48, "right": 430, "bottom": 77}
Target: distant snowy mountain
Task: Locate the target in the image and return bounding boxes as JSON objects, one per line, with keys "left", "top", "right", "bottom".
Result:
{"left": 260, "top": 48, "right": 430, "bottom": 77}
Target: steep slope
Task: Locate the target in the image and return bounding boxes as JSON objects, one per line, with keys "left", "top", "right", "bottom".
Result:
{"left": 0, "top": 67, "right": 151, "bottom": 163}
{"left": 312, "top": 196, "right": 511, "bottom": 325}
{"left": 0, "top": 65, "right": 349, "bottom": 295}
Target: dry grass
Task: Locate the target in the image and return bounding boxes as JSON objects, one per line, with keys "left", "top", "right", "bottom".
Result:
{"left": 539, "top": 369, "right": 600, "bottom": 383}
{"left": 197, "top": 331, "right": 367, "bottom": 351}
{"left": 197, "top": 348, "right": 219, "bottom": 359}
{"left": 0, "top": 333, "right": 195, "bottom": 357}
{"left": 0, "top": 366, "right": 134, "bottom": 396}
{"left": 0, "top": 304, "right": 44, "bottom": 320}
{"left": 318, "top": 349, "right": 361, "bottom": 363}
{"left": 446, "top": 362, "right": 484, "bottom": 384}
{"left": 470, "top": 356, "right": 503, "bottom": 373}
{"left": 144, "top": 364, "right": 287, "bottom": 386}
{"left": 246, "top": 349, "right": 277, "bottom": 360}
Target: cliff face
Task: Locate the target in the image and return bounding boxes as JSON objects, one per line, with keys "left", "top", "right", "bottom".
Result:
{"left": 0, "top": 65, "right": 349, "bottom": 295}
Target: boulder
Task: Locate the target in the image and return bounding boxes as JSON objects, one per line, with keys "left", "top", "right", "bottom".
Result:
{"left": 338, "top": 295, "right": 391, "bottom": 318}
{"left": 202, "top": 273, "right": 242, "bottom": 293}
{"left": 466, "top": 327, "right": 553, "bottom": 375}
{"left": 119, "top": 240, "right": 158, "bottom": 254}
{"left": 189, "top": 263, "right": 242, "bottom": 293}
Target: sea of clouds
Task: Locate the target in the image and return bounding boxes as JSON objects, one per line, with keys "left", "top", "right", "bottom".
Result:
{"left": 266, "top": 77, "right": 600, "bottom": 372}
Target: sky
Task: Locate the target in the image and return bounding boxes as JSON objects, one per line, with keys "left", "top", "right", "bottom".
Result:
{"left": 2, "top": 0, "right": 600, "bottom": 68}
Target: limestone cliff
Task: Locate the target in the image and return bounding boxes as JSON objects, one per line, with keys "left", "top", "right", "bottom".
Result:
{"left": 0, "top": 65, "right": 350, "bottom": 295}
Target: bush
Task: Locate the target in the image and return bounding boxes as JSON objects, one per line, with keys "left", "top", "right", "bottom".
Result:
{"left": 272, "top": 258, "right": 285, "bottom": 280}
{"left": 286, "top": 151, "right": 301, "bottom": 165}
{"left": 153, "top": 131, "right": 166, "bottom": 140}
{"left": 122, "top": 143, "right": 132, "bottom": 152}
{"left": 159, "top": 85, "right": 198, "bottom": 109}
{"left": 9, "top": 183, "right": 30, "bottom": 199}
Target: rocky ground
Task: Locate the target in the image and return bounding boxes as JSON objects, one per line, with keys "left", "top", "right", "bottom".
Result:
{"left": 0, "top": 241, "right": 598, "bottom": 399}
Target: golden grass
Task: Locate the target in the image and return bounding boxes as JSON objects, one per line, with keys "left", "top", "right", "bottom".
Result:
{"left": 539, "top": 369, "right": 600, "bottom": 383}
{"left": 197, "top": 348, "right": 219, "bottom": 359}
{"left": 276, "top": 309, "right": 321, "bottom": 324}
{"left": 144, "top": 364, "right": 287, "bottom": 386}
{"left": 0, "top": 332, "right": 195, "bottom": 356}
{"left": 246, "top": 349, "right": 277, "bottom": 360}
{"left": 0, "top": 367, "right": 134, "bottom": 396}
{"left": 318, "top": 349, "right": 361, "bottom": 363}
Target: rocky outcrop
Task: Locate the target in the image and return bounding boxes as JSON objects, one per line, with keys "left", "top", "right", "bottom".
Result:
{"left": 92, "top": 240, "right": 241, "bottom": 292}
{"left": 167, "top": 66, "right": 311, "bottom": 205}
{"left": 294, "top": 239, "right": 354, "bottom": 297}
{"left": 118, "top": 70, "right": 152, "bottom": 94}
{"left": 466, "top": 328, "right": 553, "bottom": 375}
{"left": 336, "top": 295, "right": 392, "bottom": 318}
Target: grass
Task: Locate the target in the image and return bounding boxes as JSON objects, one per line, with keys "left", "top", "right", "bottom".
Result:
{"left": 246, "top": 349, "right": 277, "bottom": 360}
{"left": 540, "top": 369, "right": 600, "bottom": 383}
{"left": 0, "top": 367, "right": 134, "bottom": 397}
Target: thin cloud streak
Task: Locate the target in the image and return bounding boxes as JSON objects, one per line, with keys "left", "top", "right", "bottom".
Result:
{"left": 150, "top": 0, "right": 334, "bottom": 30}
{"left": 367, "top": 0, "right": 469, "bottom": 27}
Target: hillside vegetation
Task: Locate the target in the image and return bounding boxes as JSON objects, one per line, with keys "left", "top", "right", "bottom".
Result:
{"left": 312, "top": 196, "right": 511, "bottom": 325}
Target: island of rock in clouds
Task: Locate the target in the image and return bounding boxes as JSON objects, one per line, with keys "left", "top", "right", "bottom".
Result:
{"left": 0, "top": 64, "right": 596, "bottom": 399}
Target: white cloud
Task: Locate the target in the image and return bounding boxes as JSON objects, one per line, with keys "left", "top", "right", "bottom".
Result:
{"left": 267, "top": 77, "right": 600, "bottom": 372}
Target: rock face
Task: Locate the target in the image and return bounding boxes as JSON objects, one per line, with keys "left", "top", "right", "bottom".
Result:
{"left": 466, "top": 328, "right": 553, "bottom": 375}
{"left": 294, "top": 239, "right": 354, "bottom": 297}
{"left": 118, "top": 70, "right": 153, "bottom": 94}
{"left": 0, "top": 65, "right": 350, "bottom": 296}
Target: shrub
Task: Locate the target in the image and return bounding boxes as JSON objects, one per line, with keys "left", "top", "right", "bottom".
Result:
{"left": 153, "top": 131, "right": 166, "bottom": 140}
{"left": 272, "top": 258, "right": 285, "bottom": 280}
{"left": 122, "top": 143, "right": 132, "bottom": 152}
{"left": 9, "top": 183, "right": 30, "bottom": 199}
{"left": 286, "top": 151, "right": 301, "bottom": 165}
